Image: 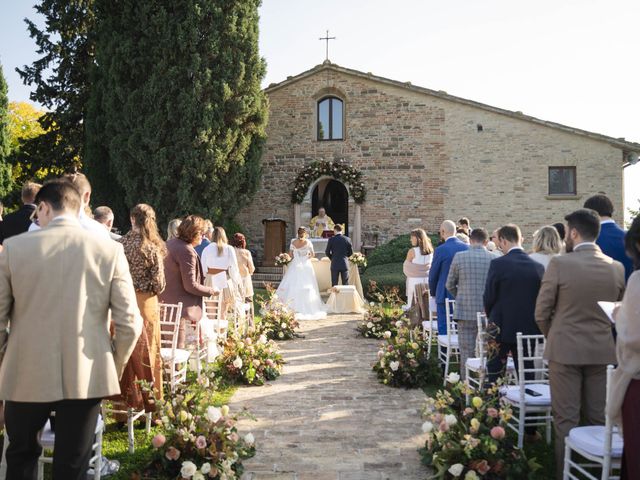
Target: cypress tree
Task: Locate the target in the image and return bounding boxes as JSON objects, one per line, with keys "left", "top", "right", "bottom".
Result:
{"left": 0, "top": 63, "right": 12, "bottom": 198}
{"left": 86, "top": 0, "right": 268, "bottom": 227}
{"left": 16, "top": 0, "right": 94, "bottom": 174}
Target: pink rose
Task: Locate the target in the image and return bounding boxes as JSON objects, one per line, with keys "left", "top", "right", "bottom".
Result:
{"left": 229, "top": 432, "right": 240, "bottom": 442}
{"left": 165, "top": 446, "right": 181, "bottom": 461}
{"left": 438, "top": 421, "right": 449, "bottom": 433}
{"left": 490, "top": 426, "right": 506, "bottom": 440}
{"left": 151, "top": 434, "right": 166, "bottom": 449}
{"left": 487, "top": 408, "right": 499, "bottom": 418}
{"left": 470, "top": 459, "right": 491, "bottom": 475}
{"left": 463, "top": 407, "right": 474, "bottom": 416}
{"left": 433, "top": 413, "right": 443, "bottom": 424}
{"left": 195, "top": 435, "right": 207, "bottom": 449}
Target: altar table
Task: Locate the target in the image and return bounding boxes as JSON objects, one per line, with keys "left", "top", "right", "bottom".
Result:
{"left": 311, "top": 258, "right": 364, "bottom": 298}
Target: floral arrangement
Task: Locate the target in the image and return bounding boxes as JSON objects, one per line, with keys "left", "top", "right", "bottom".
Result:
{"left": 291, "top": 160, "right": 366, "bottom": 204}
{"left": 274, "top": 253, "right": 291, "bottom": 267}
{"left": 420, "top": 377, "right": 540, "bottom": 479}
{"left": 372, "top": 321, "right": 438, "bottom": 388}
{"left": 348, "top": 252, "right": 367, "bottom": 268}
{"left": 357, "top": 283, "right": 405, "bottom": 338}
{"left": 215, "top": 330, "right": 284, "bottom": 386}
{"left": 144, "top": 376, "right": 255, "bottom": 480}
{"left": 257, "top": 286, "right": 299, "bottom": 340}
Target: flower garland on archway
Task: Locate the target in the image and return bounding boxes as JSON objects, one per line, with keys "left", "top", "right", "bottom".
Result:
{"left": 291, "top": 160, "right": 366, "bottom": 204}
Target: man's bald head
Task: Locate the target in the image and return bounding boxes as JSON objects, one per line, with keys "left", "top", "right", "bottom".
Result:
{"left": 440, "top": 220, "right": 457, "bottom": 240}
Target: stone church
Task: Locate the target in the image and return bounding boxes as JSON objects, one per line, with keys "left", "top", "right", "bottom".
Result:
{"left": 236, "top": 61, "right": 640, "bottom": 263}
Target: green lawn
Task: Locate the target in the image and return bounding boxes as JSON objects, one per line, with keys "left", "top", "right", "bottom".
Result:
{"left": 361, "top": 262, "right": 405, "bottom": 298}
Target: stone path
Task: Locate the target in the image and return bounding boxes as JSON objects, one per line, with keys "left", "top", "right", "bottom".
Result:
{"left": 229, "top": 314, "right": 428, "bottom": 480}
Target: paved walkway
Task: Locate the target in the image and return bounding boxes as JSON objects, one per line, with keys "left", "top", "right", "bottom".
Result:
{"left": 230, "top": 314, "right": 428, "bottom": 480}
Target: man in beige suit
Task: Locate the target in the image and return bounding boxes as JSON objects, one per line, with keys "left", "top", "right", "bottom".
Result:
{"left": 0, "top": 180, "right": 142, "bottom": 480}
{"left": 535, "top": 208, "right": 625, "bottom": 478}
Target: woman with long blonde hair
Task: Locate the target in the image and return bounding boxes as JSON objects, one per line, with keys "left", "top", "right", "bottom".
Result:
{"left": 113, "top": 204, "right": 167, "bottom": 416}
{"left": 403, "top": 228, "right": 434, "bottom": 309}
{"left": 529, "top": 225, "right": 562, "bottom": 269}
{"left": 201, "top": 226, "right": 242, "bottom": 311}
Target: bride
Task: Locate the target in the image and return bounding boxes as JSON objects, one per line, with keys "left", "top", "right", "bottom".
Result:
{"left": 276, "top": 227, "right": 327, "bottom": 320}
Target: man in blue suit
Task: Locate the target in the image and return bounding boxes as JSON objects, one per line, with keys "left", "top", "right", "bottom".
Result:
{"left": 429, "top": 220, "right": 469, "bottom": 334}
{"left": 583, "top": 194, "right": 633, "bottom": 281}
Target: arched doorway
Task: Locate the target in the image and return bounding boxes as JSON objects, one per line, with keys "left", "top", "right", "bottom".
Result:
{"left": 311, "top": 179, "right": 348, "bottom": 234}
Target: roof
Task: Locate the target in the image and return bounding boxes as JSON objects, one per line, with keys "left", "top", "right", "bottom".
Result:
{"left": 265, "top": 61, "right": 640, "bottom": 157}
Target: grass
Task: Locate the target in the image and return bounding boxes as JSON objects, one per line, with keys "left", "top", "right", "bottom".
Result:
{"left": 361, "top": 262, "right": 405, "bottom": 298}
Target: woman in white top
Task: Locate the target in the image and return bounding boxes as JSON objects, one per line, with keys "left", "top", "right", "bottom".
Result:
{"left": 201, "top": 226, "right": 242, "bottom": 299}
{"left": 529, "top": 225, "right": 562, "bottom": 269}
{"left": 275, "top": 227, "right": 327, "bottom": 320}
{"left": 403, "top": 228, "right": 434, "bottom": 309}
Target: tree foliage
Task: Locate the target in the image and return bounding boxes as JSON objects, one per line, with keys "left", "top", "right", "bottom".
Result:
{"left": 0, "top": 63, "right": 13, "bottom": 199}
{"left": 86, "top": 0, "right": 268, "bottom": 227}
{"left": 16, "top": 0, "right": 94, "bottom": 173}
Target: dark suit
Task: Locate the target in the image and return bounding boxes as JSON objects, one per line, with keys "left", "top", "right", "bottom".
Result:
{"left": 0, "top": 204, "right": 36, "bottom": 245}
{"left": 483, "top": 248, "right": 545, "bottom": 385}
{"left": 325, "top": 233, "right": 353, "bottom": 286}
{"left": 428, "top": 237, "right": 469, "bottom": 333}
{"left": 597, "top": 221, "right": 633, "bottom": 282}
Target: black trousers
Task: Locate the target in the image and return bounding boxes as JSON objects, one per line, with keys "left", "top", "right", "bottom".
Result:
{"left": 331, "top": 268, "right": 349, "bottom": 287}
{"left": 4, "top": 398, "right": 101, "bottom": 480}
{"left": 487, "top": 341, "right": 537, "bottom": 435}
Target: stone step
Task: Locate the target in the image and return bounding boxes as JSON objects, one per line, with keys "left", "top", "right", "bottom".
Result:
{"left": 255, "top": 266, "right": 284, "bottom": 275}
{"left": 253, "top": 273, "right": 283, "bottom": 281}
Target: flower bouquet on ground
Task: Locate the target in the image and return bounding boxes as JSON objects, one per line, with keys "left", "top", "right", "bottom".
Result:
{"left": 144, "top": 376, "right": 255, "bottom": 480}
{"left": 357, "top": 282, "right": 405, "bottom": 338}
{"left": 257, "top": 286, "right": 299, "bottom": 341}
{"left": 349, "top": 252, "right": 367, "bottom": 268}
{"left": 420, "top": 378, "right": 541, "bottom": 479}
{"left": 274, "top": 253, "right": 291, "bottom": 267}
{"left": 215, "top": 330, "right": 284, "bottom": 386}
{"left": 372, "top": 320, "right": 439, "bottom": 388}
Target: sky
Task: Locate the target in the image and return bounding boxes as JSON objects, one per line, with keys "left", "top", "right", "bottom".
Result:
{"left": 2, "top": 0, "right": 639, "bottom": 220}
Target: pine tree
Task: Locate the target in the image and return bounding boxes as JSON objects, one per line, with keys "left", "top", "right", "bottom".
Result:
{"left": 16, "top": 0, "right": 94, "bottom": 173}
{"left": 0, "top": 63, "right": 13, "bottom": 198}
{"left": 86, "top": 0, "right": 268, "bottom": 227}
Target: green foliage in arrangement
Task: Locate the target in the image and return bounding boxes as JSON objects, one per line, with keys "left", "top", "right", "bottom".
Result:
{"left": 85, "top": 0, "right": 269, "bottom": 228}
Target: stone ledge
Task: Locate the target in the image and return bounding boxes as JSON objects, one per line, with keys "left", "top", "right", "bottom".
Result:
{"left": 545, "top": 194, "right": 583, "bottom": 200}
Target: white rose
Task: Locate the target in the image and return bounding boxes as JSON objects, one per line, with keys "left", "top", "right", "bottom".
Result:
{"left": 205, "top": 406, "right": 222, "bottom": 423}
{"left": 448, "top": 463, "right": 464, "bottom": 477}
{"left": 200, "top": 462, "right": 211, "bottom": 474}
{"left": 421, "top": 421, "right": 434, "bottom": 433}
{"left": 369, "top": 301, "right": 375, "bottom": 306}
{"left": 389, "top": 361, "right": 400, "bottom": 372}
{"left": 193, "top": 472, "right": 205, "bottom": 480}
{"left": 446, "top": 372, "right": 461, "bottom": 384}
{"left": 383, "top": 331, "right": 392, "bottom": 339}
{"left": 232, "top": 357, "right": 243, "bottom": 369}
{"left": 395, "top": 320, "right": 403, "bottom": 328}
{"left": 367, "top": 322, "right": 374, "bottom": 328}
{"left": 180, "top": 461, "right": 197, "bottom": 478}
{"left": 244, "top": 432, "right": 255, "bottom": 445}
{"left": 281, "top": 323, "right": 287, "bottom": 329}
{"left": 258, "top": 335, "right": 267, "bottom": 344}
{"left": 464, "top": 471, "right": 479, "bottom": 480}
{"left": 444, "top": 414, "right": 458, "bottom": 426}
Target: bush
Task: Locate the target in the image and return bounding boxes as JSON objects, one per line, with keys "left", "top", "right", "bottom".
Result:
{"left": 367, "top": 233, "right": 440, "bottom": 267}
{"left": 361, "top": 263, "right": 405, "bottom": 299}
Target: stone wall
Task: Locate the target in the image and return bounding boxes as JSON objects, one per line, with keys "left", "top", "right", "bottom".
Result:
{"left": 236, "top": 67, "right": 624, "bottom": 263}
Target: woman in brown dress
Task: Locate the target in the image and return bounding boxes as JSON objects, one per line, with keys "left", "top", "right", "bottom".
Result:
{"left": 115, "top": 204, "right": 167, "bottom": 414}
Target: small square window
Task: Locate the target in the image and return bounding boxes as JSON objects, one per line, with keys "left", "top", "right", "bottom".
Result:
{"left": 548, "top": 167, "right": 577, "bottom": 195}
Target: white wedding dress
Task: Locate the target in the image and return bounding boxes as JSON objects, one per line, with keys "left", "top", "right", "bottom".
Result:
{"left": 275, "top": 239, "right": 327, "bottom": 320}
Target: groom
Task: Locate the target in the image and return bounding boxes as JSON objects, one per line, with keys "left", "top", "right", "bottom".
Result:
{"left": 325, "top": 224, "right": 353, "bottom": 286}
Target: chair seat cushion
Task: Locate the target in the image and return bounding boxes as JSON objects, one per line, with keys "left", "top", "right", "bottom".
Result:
{"left": 437, "top": 334, "right": 459, "bottom": 347}
{"left": 502, "top": 383, "right": 551, "bottom": 406}
{"left": 160, "top": 348, "right": 191, "bottom": 364}
{"left": 568, "top": 425, "right": 623, "bottom": 458}
{"left": 422, "top": 320, "right": 438, "bottom": 331}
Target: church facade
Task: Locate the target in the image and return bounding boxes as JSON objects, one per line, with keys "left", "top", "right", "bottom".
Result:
{"left": 236, "top": 62, "right": 640, "bottom": 263}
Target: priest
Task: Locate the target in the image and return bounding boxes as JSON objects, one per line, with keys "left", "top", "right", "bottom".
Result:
{"left": 310, "top": 207, "right": 334, "bottom": 237}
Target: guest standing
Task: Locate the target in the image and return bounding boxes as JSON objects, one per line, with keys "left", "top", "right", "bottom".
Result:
{"left": 194, "top": 219, "right": 213, "bottom": 257}
{"left": 429, "top": 220, "right": 469, "bottom": 334}
{"left": 201, "top": 227, "right": 242, "bottom": 314}
{"left": 445, "top": 228, "right": 495, "bottom": 379}
{"left": 403, "top": 228, "right": 433, "bottom": 309}
{"left": 94, "top": 205, "right": 121, "bottom": 240}
{"left": 231, "top": 232, "right": 255, "bottom": 301}
{"left": 529, "top": 225, "right": 562, "bottom": 269}
{"left": 0, "top": 182, "right": 41, "bottom": 244}
{"left": 160, "top": 215, "right": 216, "bottom": 348}
{"left": 535, "top": 209, "right": 625, "bottom": 478}
{"left": 584, "top": 194, "right": 633, "bottom": 281}
{"left": 62, "top": 173, "right": 111, "bottom": 239}
{"left": 608, "top": 215, "right": 640, "bottom": 480}
{"left": 116, "top": 204, "right": 167, "bottom": 409}
{"left": 484, "top": 224, "right": 545, "bottom": 385}
{"left": 167, "top": 218, "right": 182, "bottom": 240}
{"left": 0, "top": 180, "right": 141, "bottom": 480}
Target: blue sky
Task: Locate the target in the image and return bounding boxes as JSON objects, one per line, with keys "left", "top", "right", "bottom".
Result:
{"left": 2, "top": 0, "right": 639, "bottom": 219}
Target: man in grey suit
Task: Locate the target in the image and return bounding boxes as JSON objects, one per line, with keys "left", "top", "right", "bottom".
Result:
{"left": 446, "top": 228, "right": 496, "bottom": 378}
{"left": 536, "top": 209, "right": 625, "bottom": 478}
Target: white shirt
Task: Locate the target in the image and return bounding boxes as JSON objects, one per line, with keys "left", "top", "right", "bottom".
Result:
{"left": 600, "top": 219, "right": 615, "bottom": 225}
{"left": 574, "top": 241, "right": 598, "bottom": 250}
{"left": 201, "top": 243, "right": 241, "bottom": 290}
{"left": 79, "top": 210, "right": 111, "bottom": 240}
{"left": 508, "top": 246, "right": 524, "bottom": 253}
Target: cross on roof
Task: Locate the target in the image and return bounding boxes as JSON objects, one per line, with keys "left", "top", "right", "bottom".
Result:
{"left": 319, "top": 30, "right": 336, "bottom": 61}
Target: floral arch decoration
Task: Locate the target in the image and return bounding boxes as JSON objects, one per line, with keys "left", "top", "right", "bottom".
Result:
{"left": 291, "top": 160, "right": 366, "bottom": 204}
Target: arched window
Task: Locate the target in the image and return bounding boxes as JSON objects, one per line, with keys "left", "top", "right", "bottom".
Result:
{"left": 317, "top": 97, "right": 343, "bottom": 140}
